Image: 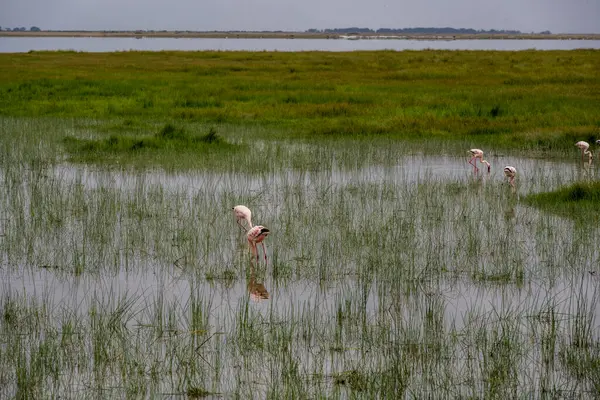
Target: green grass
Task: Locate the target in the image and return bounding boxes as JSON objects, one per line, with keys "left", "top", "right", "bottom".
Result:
{"left": 525, "top": 182, "right": 600, "bottom": 221}
{"left": 62, "top": 123, "right": 241, "bottom": 163}
{"left": 186, "top": 386, "right": 212, "bottom": 398}
{"left": 1, "top": 49, "right": 600, "bottom": 398}
{"left": 0, "top": 50, "right": 599, "bottom": 158}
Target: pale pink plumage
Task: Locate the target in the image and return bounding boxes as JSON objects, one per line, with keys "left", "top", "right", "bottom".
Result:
{"left": 247, "top": 225, "right": 270, "bottom": 263}
{"left": 233, "top": 205, "right": 252, "bottom": 232}
{"left": 468, "top": 149, "right": 491, "bottom": 173}
{"left": 575, "top": 141, "right": 593, "bottom": 161}
{"left": 503, "top": 166, "right": 517, "bottom": 187}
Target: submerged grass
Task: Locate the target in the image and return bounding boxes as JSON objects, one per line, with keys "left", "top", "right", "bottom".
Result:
{"left": 0, "top": 149, "right": 599, "bottom": 397}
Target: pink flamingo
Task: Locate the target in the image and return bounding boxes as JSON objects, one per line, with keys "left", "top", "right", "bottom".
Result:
{"left": 247, "top": 225, "right": 270, "bottom": 263}
{"left": 468, "top": 149, "right": 491, "bottom": 173}
{"left": 575, "top": 141, "right": 593, "bottom": 162}
{"left": 232, "top": 205, "right": 252, "bottom": 232}
{"left": 503, "top": 166, "right": 517, "bottom": 187}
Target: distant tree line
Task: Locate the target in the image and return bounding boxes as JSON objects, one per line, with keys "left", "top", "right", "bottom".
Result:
{"left": 0, "top": 26, "right": 553, "bottom": 35}
{"left": 1, "top": 26, "right": 41, "bottom": 32}
{"left": 306, "top": 27, "right": 552, "bottom": 34}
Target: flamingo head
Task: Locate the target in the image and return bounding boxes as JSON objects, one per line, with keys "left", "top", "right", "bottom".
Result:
{"left": 481, "top": 160, "right": 491, "bottom": 173}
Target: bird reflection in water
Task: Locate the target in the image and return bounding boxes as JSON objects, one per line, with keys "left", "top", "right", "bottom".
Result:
{"left": 247, "top": 262, "right": 269, "bottom": 302}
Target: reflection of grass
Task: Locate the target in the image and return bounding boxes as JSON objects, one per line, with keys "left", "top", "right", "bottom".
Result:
{"left": 205, "top": 269, "right": 236, "bottom": 285}
{"left": 186, "top": 387, "right": 212, "bottom": 398}
{"left": 333, "top": 369, "right": 368, "bottom": 391}
{"left": 560, "top": 344, "right": 600, "bottom": 394}
{"left": 0, "top": 151, "right": 598, "bottom": 397}
{"left": 524, "top": 182, "right": 600, "bottom": 220}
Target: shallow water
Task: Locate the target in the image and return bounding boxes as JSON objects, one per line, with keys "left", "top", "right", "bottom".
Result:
{"left": 1, "top": 37, "right": 600, "bottom": 53}
{"left": 1, "top": 150, "right": 599, "bottom": 398}
{"left": 3, "top": 254, "right": 598, "bottom": 327}
{"left": 3, "top": 153, "right": 598, "bottom": 305}
{"left": 46, "top": 152, "right": 599, "bottom": 193}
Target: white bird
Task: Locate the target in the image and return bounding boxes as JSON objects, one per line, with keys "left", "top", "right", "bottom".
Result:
{"left": 468, "top": 149, "right": 491, "bottom": 173}
{"left": 575, "top": 141, "right": 593, "bottom": 161}
{"left": 503, "top": 166, "right": 517, "bottom": 187}
{"left": 232, "top": 205, "right": 252, "bottom": 232}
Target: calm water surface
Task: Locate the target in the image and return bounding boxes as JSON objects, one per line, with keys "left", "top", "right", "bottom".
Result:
{"left": 1, "top": 149, "right": 599, "bottom": 397}
{"left": 1, "top": 37, "right": 600, "bottom": 52}
{"left": 3, "top": 154, "right": 598, "bottom": 311}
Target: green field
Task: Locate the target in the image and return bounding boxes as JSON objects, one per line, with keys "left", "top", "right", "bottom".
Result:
{"left": 1, "top": 50, "right": 599, "bottom": 155}
{"left": 0, "top": 50, "right": 599, "bottom": 398}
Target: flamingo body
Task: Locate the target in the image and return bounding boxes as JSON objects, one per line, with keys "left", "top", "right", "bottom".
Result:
{"left": 575, "top": 141, "right": 593, "bottom": 161}
{"left": 233, "top": 205, "right": 252, "bottom": 231}
{"left": 247, "top": 225, "right": 270, "bottom": 262}
{"left": 468, "top": 149, "right": 491, "bottom": 172}
{"left": 503, "top": 166, "right": 517, "bottom": 187}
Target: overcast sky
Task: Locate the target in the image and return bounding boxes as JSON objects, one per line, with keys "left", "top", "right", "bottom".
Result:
{"left": 1, "top": 0, "right": 599, "bottom": 33}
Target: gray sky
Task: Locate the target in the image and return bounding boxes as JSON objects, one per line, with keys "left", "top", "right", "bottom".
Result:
{"left": 1, "top": 0, "right": 599, "bottom": 33}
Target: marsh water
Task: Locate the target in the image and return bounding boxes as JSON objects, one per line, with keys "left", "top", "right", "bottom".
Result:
{"left": 1, "top": 128, "right": 599, "bottom": 398}
{"left": 2, "top": 37, "right": 600, "bottom": 53}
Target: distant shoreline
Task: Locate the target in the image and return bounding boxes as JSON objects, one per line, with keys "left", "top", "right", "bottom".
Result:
{"left": 1, "top": 31, "right": 599, "bottom": 40}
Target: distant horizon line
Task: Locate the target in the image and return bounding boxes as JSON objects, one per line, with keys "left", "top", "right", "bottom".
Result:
{"left": 0, "top": 26, "right": 561, "bottom": 33}
{"left": 2, "top": 27, "right": 599, "bottom": 36}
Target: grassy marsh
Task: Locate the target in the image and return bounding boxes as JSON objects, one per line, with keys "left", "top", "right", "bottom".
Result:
{"left": 0, "top": 50, "right": 599, "bottom": 162}
{"left": 0, "top": 50, "right": 599, "bottom": 398}
{"left": 525, "top": 181, "right": 600, "bottom": 221}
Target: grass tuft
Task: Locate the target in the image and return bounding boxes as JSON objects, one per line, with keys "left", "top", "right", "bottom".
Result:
{"left": 333, "top": 370, "right": 370, "bottom": 392}
{"left": 62, "top": 124, "right": 235, "bottom": 164}
{"left": 524, "top": 182, "right": 600, "bottom": 220}
{"left": 186, "top": 386, "right": 212, "bottom": 398}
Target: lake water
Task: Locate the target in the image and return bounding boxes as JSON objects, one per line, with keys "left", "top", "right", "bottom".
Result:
{"left": 1, "top": 148, "right": 599, "bottom": 397}
{"left": 1, "top": 36, "right": 600, "bottom": 52}
{"left": 3, "top": 153, "right": 599, "bottom": 329}
{"left": 1, "top": 134, "right": 599, "bottom": 397}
